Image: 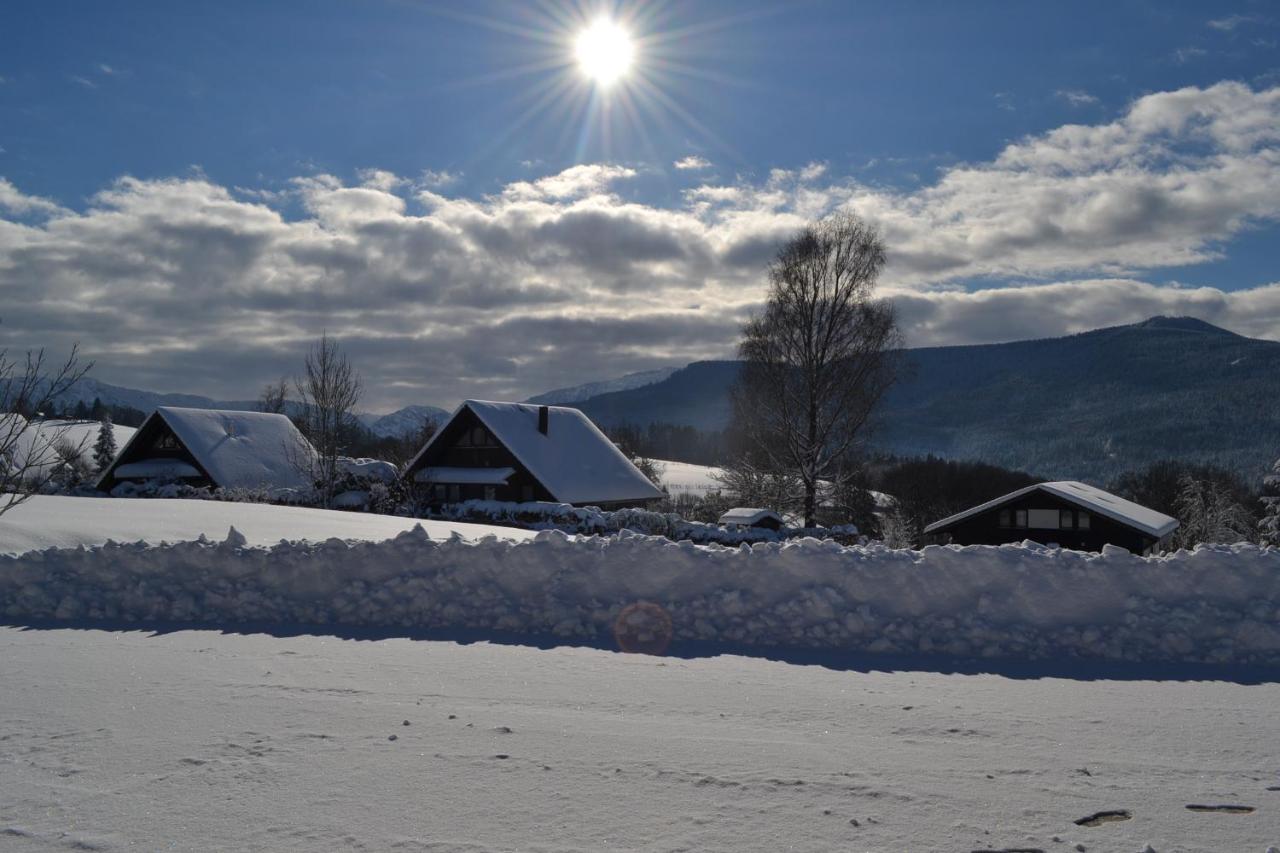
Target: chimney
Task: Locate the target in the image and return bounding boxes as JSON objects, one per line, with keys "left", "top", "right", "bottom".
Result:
{"left": 537, "top": 405, "right": 549, "bottom": 436}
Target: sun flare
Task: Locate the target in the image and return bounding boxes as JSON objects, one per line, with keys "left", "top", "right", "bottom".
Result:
{"left": 574, "top": 18, "right": 634, "bottom": 86}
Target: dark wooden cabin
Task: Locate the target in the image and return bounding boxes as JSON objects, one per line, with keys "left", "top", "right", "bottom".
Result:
{"left": 924, "top": 481, "right": 1178, "bottom": 554}
{"left": 402, "top": 400, "right": 665, "bottom": 509}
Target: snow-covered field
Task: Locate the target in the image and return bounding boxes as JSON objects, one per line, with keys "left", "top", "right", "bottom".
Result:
{"left": 0, "top": 495, "right": 533, "bottom": 555}
{"left": 656, "top": 459, "right": 723, "bottom": 496}
{"left": 1, "top": 627, "right": 1276, "bottom": 852}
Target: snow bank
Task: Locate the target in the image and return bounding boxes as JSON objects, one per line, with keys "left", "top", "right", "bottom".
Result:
{"left": 3, "top": 528, "right": 1278, "bottom": 666}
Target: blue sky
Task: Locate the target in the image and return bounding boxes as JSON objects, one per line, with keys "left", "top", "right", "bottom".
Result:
{"left": 2, "top": 1, "right": 1279, "bottom": 408}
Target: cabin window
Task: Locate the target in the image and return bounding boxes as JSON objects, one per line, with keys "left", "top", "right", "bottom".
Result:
{"left": 998, "top": 509, "right": 1012, "bottom": 527}
{"left": 447, "top": 484, "right": 460, "bottom": 502}
{"left": 153, "top": 433, "right": 181, "bottom": 451}
{"left": 433, "top": 484, "right": 446, "bottom": 500}
{"left": 484, "top": 486, "right": 497, "bottom": 501}
{"left": 1060, "top": 509, "right": 1075, "bottom": 529}
{"left": 1027, "top": 509, "right": 1060, "bottom": 529}
{"left": 1014, "top": 509, "right": 1027, "bottom": 528}
{"left": 1077, "top": 512, "right": 1091, "bottom": 530}
{"left": 521, "top": 485, "right": 534, "bottom": 502}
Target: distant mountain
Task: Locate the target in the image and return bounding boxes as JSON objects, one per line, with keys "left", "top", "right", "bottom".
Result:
{"left": 526, "top": 367, "right": 680, "bottom": 405}
{"left": 569, "top": 317, "right": 1280, "bottom": 480}
{"left": 361, "top": 405, "right": 450, "bottom": 438}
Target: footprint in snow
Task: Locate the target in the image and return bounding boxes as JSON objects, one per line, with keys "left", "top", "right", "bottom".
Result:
{"left": 1074, "top": 809, "right": 1131, "bottom": 827}
{"left": 1184, "top": 803, "right": 1254, "bottom": 814}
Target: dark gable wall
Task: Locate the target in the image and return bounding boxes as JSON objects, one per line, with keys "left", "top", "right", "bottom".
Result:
{"left": 928, "top": 488, "right": 1160, "bottom": 554}
{"left": 407, "top": 407, "right": 555, "bottom": 503}
{"left": 100, "top": 414, "right": 215, "bottom": 490}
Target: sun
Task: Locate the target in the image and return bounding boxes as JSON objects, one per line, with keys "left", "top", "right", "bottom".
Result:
{"left": 574, "top": 17, "right": 634, "bottom": 86}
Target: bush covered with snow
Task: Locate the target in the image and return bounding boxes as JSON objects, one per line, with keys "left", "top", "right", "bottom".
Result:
{"left": 3, "top": 530, "right": 1278, "bottom": 666}
{"left": 430, "top": 498, "right": 860, "bottom": 545}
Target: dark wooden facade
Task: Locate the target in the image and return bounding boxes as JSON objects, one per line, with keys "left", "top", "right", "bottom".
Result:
{"left": 925, "top": 487, "right": 1163, "bottom": 554}
{"left": 403, "top": 407, "right": 555, "bottom": 505}
{"left": 98, "top": 414, "right": 215, "bottom": 490}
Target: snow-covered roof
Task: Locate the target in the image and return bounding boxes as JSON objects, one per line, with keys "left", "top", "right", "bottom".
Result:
{"left": 408, "top": 400, "right": 665, "bottom": 505}
{"left": 924, "top": 480, "right": 1179, "bottom": 539}
{"left": 100, "top": 407, "right": 316, "bottom": 491}
{"left": 719, "top": 507, "right": 784, "bottom": 527}
{"left": 417, "top": 466, "right": 515, "bottom": 485}
{"left": 113, "top": 459, "right": 203, "bottom": 480}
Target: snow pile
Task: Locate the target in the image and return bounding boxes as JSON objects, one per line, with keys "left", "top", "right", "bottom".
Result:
{"left": 431, "top": 498, "right": 858, "bottom": 545}
{"left": 4, "top": 530, "right": 1279, "bottom": 665}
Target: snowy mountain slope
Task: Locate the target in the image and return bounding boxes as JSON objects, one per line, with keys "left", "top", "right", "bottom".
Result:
{"left": 0, "top": 495, "right": 533, "bottom": 555}
{"left": 525, "top": 366, "right": 680, "bottom": 405}
{"left": 359, "top": 404, "right": 449, "bottom": 438}
{"left": 571, "top": 317, "right": 1280, "bottom": 478}
{"left": 1, "top": 628, "right": 1276, "bottom": 852}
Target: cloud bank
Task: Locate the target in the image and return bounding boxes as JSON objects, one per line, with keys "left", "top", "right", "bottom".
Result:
{"left": 2, "top": 82, "right": 1279, "bottom": 408}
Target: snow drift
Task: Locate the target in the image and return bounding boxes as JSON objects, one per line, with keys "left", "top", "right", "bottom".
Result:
{"left": 2, "top": 530, "right": 1278, "bottom": 665}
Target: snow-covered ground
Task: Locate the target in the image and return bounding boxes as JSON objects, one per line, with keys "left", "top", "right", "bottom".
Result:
{"left": 656, "top": 459, "right": 724, "bottom": 497}
{"left": 0, "top": 627, "right": 1276, "bottom": 852}
{"left": 0, "top": 495, "right": 533, "bottom": 555}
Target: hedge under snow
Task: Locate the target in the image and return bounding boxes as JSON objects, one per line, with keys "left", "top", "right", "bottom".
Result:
{"left": 3, "top": 528, "right": 1279, "bottom": 666}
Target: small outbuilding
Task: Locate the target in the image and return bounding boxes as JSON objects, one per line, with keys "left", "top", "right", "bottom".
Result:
{"left": 924, "top": 480, "right": 1178, "bottom": 554}
{"left": 718, "top": 507, "right": 785, "bottom": 531}
{"left": 96, "top": 406, "right": 316, "bottom": 493}
{"left": 402, "top": 400, "right": 665, "bottom": 509}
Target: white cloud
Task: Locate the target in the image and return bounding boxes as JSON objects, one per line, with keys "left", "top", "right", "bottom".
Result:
{"left": 2, "top": 82, "right": 1279, "bottom": 406}
{"left": 1173, "top": 46, "right": 1208, "bottom": 64}
{"left": 1056, "top": 89, "right": 1099, "bottom": 107}
{"left": 420, "top": 169, "right": 460, "bottom": 189}
{"left": 673, "top": 155, "right": 712, "bottom": 171}
{"left": 1208, "top": 14, "right": 1264, "bottom": 32}
{"left": 70, "top": 75, "right": 98, "bottom": 89}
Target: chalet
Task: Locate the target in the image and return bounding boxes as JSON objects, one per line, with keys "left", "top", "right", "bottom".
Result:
{"left": 924, "top": 480, "right": 1179, "bottom": 554}
{"left": 401, "top": 400, "right": 665, "bottom": 509}
{"left": 96, "top": 406, "right": 316, "bottom": 492}
{"left": 718, "top": 507, "right": 785, "bottom": 531}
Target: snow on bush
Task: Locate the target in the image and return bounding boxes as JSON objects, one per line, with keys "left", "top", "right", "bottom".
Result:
{"left": 3, "top": 529, "right": 1278, "bottom": 666}
{"left": 432, "top": 498, "right": 860, "bottom": 545}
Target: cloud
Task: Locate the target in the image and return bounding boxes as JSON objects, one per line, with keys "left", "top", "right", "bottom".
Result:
{"left": 2, "top": 81, "right": 1280, "bottom": 408}
{"left": 70, "top": 75, "right": 98, "bottom": 89}
{"left": 1208, "top": 14, "right": 1264, "bottom": 32}
{"left": 420, "top": 169, "right": 460, "bottom": 189}
{"left": 1056, "top": 89, "right": 1099, "bottom": 107}
{"left": 674, "top": 155, "right": 712, "bottom": 171}
{"left": 1173, "top": 46, "right": 1208, "bottom": 64}
{"left": 994, "top": 92, "right": 1016, "bottom": 112}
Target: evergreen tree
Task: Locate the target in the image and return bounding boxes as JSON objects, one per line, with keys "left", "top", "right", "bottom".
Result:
{"left": 93, "top": 416, "right": 118, "bottom": 474}
{"left": 1260, "top": 457, "right": 1280, "bottom": 548}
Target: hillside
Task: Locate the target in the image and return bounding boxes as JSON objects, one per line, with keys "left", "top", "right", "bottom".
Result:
{"left": 572, "top": 317, "right": 1280, "bottom": 479}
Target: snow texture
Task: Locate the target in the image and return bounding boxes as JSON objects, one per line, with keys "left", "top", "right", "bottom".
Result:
{"left": 7, "top": 628, "right": 1275, "bottom": 852}
{"left": 3, "top": 518, "right": 1278, "bottom": 665}
{"left": 102, "top": 406, "right": 316, "bottom": 491}
{"left": 418, "top": 466, "right": 516, "bottom": 485}
{"left": 336, "top": 456, "right": 398, "bottom": 483}
{"left": 0, "top": 495, "right": 534, "bottom": 555}
{"left": 4, "top": 418, "right": 138, "bottom": 478}
{"left": 112, "top": 458, "right": 203, "bottom": 479}
{"left": 409, "top": 400, "right": 665, "bottom": 504}
{"left": 926, "top": 480, "right": 1180, "bottom": 538}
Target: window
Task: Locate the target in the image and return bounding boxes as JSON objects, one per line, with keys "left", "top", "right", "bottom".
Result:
{"left": 447, "top": 484, "right": 460, "bottom": 502}
{"left": 1060, "top": 509, "right": 1075, "bottom": 529}
{"left": 153, "top": 433, "right": 180, "bottom": 451}
{"left": 1077, "top": 512, "right": 1091, "bottom": 530}
{"left": 998, "top": 509, "right": 1012, "bottom": 527}
{"left": 433, "top": 484, "right": 446, "bottom": 500}
{"left": 1027, "top": 509, "right": 1060, "bottom": 529}
{"left": 521, "top": 485, "right": 534, "bottom": 502}
{"left": 1014, "top": 509, "right": 1027, "bottom": 528}
{"left": 471, "top": 427, "right": 488, "bottom": 446}
{"left": 484, "top": 486, "right": 497, "bottom": 501}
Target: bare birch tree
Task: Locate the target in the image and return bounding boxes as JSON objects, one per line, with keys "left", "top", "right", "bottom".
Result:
{"left": 257, "top": 377, "right": 290, "bottom": 414}
{"left": 0, "top": 345, "right": 92, "bottom": 516}
{"left": 728, "top": 212, "right": 901, "bottom": 527}
{"left": 294, "top": 334, "right": 362, "bottom": 507}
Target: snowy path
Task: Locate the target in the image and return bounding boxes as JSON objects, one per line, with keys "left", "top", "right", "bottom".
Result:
{"left": 1, "top": 627, "right": 1277, "bottom": 852}
{"left": 0, "top": 495, "right": 534, "bottom": 555}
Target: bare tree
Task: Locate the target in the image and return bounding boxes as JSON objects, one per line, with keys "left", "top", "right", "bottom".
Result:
{"left": 727, "top": 212, "right": 901, "bottom": 527}
{"left": 0, "top": 345, "right": 92, "bottom": 516}
{"left": 1174, "top": 474, "right": 1256, "bottom": 548}
{"left": 257, "top": 377, "right": 290, "bottom": 414}
{"left": 294, "top": 334, "right": 363, "bottom": 507}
